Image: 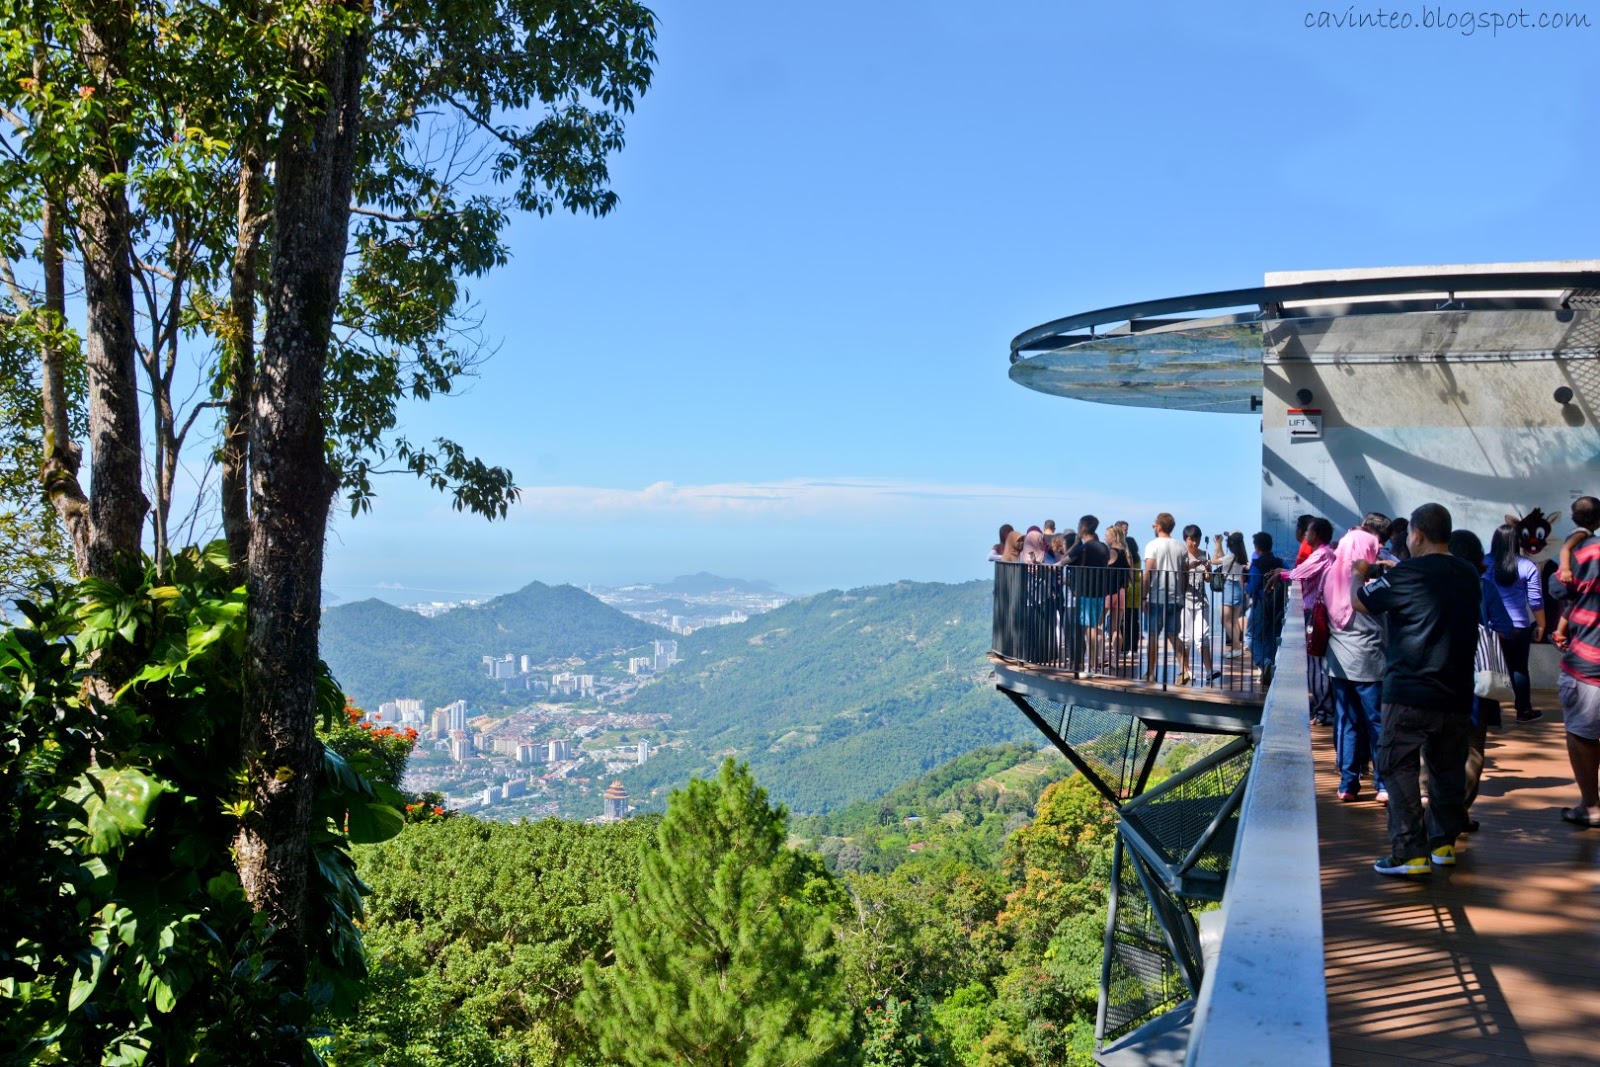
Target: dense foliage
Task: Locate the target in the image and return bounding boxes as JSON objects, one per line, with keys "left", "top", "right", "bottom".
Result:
{"left": 320, "top": 743, "right": 1158, "bottom": 1067}
{"left": 320, "top": 582, "right": 665, "bottom": 710}
{"left": 320, "top": 816, "right": 656, "bottom": 1067}
{"left": 0, "top": 545, "right": 405, "bottom": 1064}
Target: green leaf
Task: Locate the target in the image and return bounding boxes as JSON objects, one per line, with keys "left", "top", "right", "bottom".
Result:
{"left": 345, "top": 798, "right": 404, "bottom": 844}
{"left": 69, "top": 767, "right": 171, "bottom": 855}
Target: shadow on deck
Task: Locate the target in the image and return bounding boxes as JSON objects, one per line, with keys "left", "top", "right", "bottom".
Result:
{"left": 1316, "top": 690, "right": 1600, "bottom": 1066}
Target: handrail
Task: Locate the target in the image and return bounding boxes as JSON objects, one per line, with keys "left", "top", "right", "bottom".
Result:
{"left": 991, "top": 560, "right": 1267, "bottom": 697}
{"left": 1186, "top": 591, "right": 1330, "bottom": 1067}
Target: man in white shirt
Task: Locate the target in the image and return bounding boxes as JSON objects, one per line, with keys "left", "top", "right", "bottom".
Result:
{"left": 1144, "top": 512, "right": 1191, "bottom": 683}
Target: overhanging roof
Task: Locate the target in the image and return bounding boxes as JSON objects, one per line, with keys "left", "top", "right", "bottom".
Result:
{"left": 1008, "top": 264, "right": 1600, "bottom": 414}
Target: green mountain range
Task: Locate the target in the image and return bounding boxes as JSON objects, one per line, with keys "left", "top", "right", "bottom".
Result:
{"left": 618, "top": 579, "right": 1033, "bottom": 813}
{"left": 322, "top": 575, "right": 1034, "bottom": 814}
{"left": 321, "top": 582, "right": 666, "bottom": 710}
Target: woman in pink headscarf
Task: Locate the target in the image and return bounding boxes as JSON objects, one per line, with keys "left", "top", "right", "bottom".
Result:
{"left": 1326, "top": 512, "right": 1391, "bottom": 802}
{"left": 1019, "top": 526, "right": 1050, "bottom": 565}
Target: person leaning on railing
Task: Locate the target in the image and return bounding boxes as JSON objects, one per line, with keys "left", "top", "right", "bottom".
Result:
{"left": 1246, "top": 532, "right": 1287, "bottom": 687}
{"left": 988, "top": 524, "right": 1015, "bottom": 562}
{"left": 1274, "top": 517, "right": 1336, "bottom": 725}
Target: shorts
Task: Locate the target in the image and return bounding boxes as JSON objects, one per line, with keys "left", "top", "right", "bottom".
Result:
{"left": 1147, "top": 600, "right": 1182, "bottom": 637}
{"left": 1559, "top": 670, "right": 1600, "bottom": 740}
{"left": 1079, "top": 598, "right": 1105, "bottom": 627}
{"left": 1222, "top": 580, "right": 1243, "bottom": 608}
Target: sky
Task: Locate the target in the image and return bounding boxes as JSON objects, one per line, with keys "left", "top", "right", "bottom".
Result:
{"left": 316, "top": 0, "right": 1600, "bottom": 604}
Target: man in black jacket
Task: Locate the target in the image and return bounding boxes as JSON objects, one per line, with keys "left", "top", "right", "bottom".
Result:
{"left": 1352, "top": 503, "right": 1481, "bottom": 877}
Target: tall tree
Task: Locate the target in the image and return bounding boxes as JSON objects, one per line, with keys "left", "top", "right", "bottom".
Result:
{"left": 581, "top": 760, "right": 853, "bottom": 1067}
{"left": 0, "top": 0, "right": 657, "bottom": 1055}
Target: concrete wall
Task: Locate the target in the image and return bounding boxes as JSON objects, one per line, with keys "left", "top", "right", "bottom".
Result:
{"left": 1260, "top": 306, "right": 1600, "bottom": 552}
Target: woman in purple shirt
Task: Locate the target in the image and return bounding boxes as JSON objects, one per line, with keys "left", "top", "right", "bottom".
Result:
{"left": 1485, "top": 523, "right": 1546, "bottom": 723}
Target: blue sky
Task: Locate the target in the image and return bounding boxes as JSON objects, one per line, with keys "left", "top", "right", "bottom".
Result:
{"left": 319, "top": 0, "right": 1600, "bottom": 603}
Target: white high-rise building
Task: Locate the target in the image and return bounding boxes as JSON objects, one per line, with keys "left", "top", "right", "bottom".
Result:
{"left": 637, "top": 740, "right": 651, "bottom": 765}
{"left": 444, "top": 699, "right": 469, "bottom": 733}
{"left": 653, "top": 639, "right": 678, "bottom": 672}
{"left": 547, "top": 739, "right": 572, "bottom": 763}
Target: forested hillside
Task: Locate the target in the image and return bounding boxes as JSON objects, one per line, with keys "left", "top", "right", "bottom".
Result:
{"left": 619, "top": 579, "right": 1030, "bottom": 813}
{"left": 321, "top": 582, "right": 665, "bottom": 709}
{"left": 322, "top": 742, "right": 1183, "bottom": 1066}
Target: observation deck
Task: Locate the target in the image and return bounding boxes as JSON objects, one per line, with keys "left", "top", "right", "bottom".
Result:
{"left": 996, "top": 262, "right": 1600, "bottom": 1065}
{"left": 992, "top": 569, "right": 1600, "bottom": 1065}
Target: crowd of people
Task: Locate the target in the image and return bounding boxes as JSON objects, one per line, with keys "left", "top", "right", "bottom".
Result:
{"left": 992, "top": 498, "right": 1600, "bottom": 879}
{"left": 989, "top": 514, "right": 1290, "bottom": 687}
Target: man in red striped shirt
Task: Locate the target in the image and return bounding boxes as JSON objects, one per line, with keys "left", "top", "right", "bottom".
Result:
{"left": 1550, "top": 496, "right": 1600, "bottom": 827}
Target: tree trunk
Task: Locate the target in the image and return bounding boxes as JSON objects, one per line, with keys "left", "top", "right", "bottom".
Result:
{"left": 37, "top": 193, "right": 91, "bottom": 576}
{"left": 222, "top": 143, "right": 266, "bottom": 582}
{"left": 72, "top": 3, "right": 147, "bottom": 581}
{"left": 235, "top": 6, "right": 367, "bottom": 1013}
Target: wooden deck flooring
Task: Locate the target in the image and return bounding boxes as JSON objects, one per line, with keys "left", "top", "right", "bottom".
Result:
{"left": 1316, "top": 693, "right": 1600, "bottom": 1065}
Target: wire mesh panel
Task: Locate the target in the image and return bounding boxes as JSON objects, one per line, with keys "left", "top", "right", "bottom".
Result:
{"left": 1121, "top": 737, "right": 1252, "bottom": 883}
{"left": 1059, "top": 702, "right": 1155, "bottom": 801}
{"left": 1101, "top": 840, "right": 1196, "bottom": 1043}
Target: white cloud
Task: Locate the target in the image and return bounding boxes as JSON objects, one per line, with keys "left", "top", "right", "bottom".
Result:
{"left": 511, "top": 477, "right": 1184, "bottom": 523}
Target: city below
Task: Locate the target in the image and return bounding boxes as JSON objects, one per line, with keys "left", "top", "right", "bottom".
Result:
{"left": 370, "top": 576, "right": 792, "bottom": 820}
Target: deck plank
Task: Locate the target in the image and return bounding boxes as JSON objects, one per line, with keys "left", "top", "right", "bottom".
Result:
{"left": 1317, "top": 690, "right": 1600, "bottom": 1066}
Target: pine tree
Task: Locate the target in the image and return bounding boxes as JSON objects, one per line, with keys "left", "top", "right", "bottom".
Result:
{"left": 580, "top": 759, "right": 852, "bottom": 1066}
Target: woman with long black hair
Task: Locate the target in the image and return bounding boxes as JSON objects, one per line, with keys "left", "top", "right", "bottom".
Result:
{"left": 1212, "top": 530, "right": 1249, "bottom": 657}
{"left": 1485, "top": 523, "right": 1546, "bottom": 723}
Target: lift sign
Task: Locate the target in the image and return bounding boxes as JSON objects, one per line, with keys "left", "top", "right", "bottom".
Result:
{"left": 1287, "top": 408, "right": 1323, "bottom": 440}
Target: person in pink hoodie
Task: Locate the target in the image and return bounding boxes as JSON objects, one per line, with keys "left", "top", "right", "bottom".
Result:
{"left": 1277, "top": 517, "right": 1337, "bottom": 725}
{"left": 1326, "top": 513, "right": 1391, "bottom": 801}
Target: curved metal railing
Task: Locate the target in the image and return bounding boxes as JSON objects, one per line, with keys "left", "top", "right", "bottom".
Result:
{"left": 991, "top": 560, "right": 1271, "bottom": 697}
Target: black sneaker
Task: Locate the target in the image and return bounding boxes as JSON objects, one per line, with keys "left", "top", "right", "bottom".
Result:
{"left": 1515, "top": 709, "right": 1543, "bottom": 723}
{"left": 1374, "top": 854, "right": 1431, "bottom": 877}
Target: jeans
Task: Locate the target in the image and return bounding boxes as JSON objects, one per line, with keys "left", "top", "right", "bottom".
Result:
{"left": 1378, "top": 701, "right": 1472, "bottom": 859}
{"left": 1332, "top": 678, "right": 1384, "bottom": 795}
{"left": 1248, "top": 597, "right": 1285, "bottom": 667}
{"left": 1307, "top": 611, "right": 1333, "bottom": 719}
{"left": 1495, "top": 625, "right": 1535, "bottom": 716}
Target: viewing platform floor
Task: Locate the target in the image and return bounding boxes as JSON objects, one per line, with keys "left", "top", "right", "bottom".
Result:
{"left": 989, "top": 654, "right": 1265, "bottom": 735}
{"left": 1316, "top": 691, "right": 1600, "bottom": 1066}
